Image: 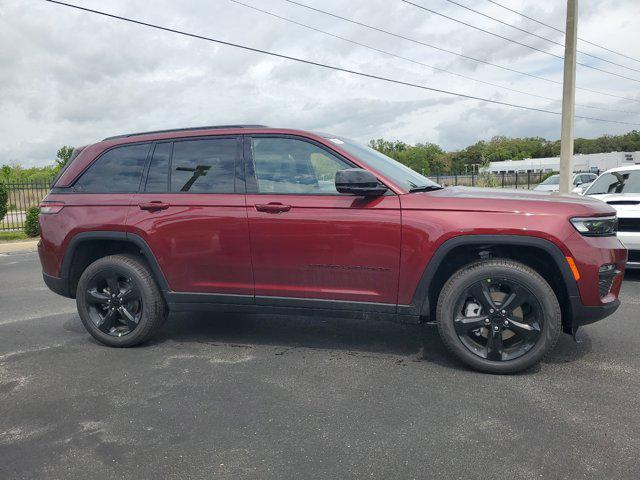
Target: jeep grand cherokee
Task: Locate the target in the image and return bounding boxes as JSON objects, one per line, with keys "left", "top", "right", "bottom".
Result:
{"left": 38, "top": 125, "right": 627, "bottom": 373}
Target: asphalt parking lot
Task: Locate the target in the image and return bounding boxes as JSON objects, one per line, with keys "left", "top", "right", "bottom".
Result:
{"left": 1, "top": 250, "right": 639, "bottom": 479}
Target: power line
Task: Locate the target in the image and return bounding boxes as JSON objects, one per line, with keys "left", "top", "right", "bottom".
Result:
{"left": 42, "top": 0, "right": 640, "bottom": 127}
{"left": 485, "top": 0, "right": 640, "bottom": 65}
{"left": 282, "top": 0, "right": 640, "bottom": 104}
{"left": 402, "top": 0, "right": 640, "bottom": 84}
{"left": 442, "top": 0, "right": 640, "bottom": 74}
{"left": 229, "top": 0, "right": 639, "bottom": 116}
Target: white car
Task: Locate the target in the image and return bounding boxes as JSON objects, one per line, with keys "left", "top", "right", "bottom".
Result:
{"left": 533, "top": 173, "right": 597, "bottom": 193}
{"left": 584, "top": 165, "right": 640, "bottom": 269}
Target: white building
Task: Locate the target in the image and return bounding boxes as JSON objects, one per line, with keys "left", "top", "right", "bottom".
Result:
{"left": 482, "top": 151, "right": 640, "bottom": 174}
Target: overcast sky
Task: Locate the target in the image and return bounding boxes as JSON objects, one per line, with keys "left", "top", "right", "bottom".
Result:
{"left": 2, "top": 0, "right": 640, "bottom": 167}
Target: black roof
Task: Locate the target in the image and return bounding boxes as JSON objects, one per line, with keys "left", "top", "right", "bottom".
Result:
{"left": 103, "top": 125, "right": 268, "bottom": 141}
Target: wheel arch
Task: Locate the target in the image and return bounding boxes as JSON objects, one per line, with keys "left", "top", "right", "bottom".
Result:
{"left": 409, "top": 235, "right": 579, "bottom": 334}
{"left": 61, "top": 231, "right": 169, "bottom": 298}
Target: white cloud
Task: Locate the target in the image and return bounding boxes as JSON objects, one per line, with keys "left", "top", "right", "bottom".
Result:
{"left": 1, "top": 0, "right": 639, "bottom": 166}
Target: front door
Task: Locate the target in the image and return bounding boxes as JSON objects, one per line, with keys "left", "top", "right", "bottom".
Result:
{"left": 127, "top": 136, "right": 253, "bottom": 297}
{"left": 244, "top": 135, "right": 401, "bottom": 308}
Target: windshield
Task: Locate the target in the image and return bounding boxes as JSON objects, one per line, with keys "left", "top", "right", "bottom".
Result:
{"left": 585, "top": 170, "right": 640, "bottom": 195}
{"left": 540, "top": 175, "right": 559, "bottom": 185}
{"left": 325, "top": 136, "right": 441, "bottom": 191}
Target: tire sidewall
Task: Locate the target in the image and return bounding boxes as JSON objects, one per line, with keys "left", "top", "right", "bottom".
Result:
{"left": 437, "top": 261, "right": 561, "bottom": 374}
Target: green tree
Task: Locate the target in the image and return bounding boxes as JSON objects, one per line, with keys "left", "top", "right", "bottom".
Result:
{"left": 24, "top": 206, "right": 40, "bottom": 237}
{"left": 368, "top": 139, "right": 409, "bottom": 159}
{"left": 54, "top": 146, "right": 74, "bottom": 173}
{"left": 396, "top": 143, "right": 444, "bottom": 175}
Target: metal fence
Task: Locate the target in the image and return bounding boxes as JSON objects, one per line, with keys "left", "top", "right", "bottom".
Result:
{"left": 428, "top": 171, "right": 547, "bottom": 189}
{"left": 0, "top": 181, "right": 51, "bottom": 232}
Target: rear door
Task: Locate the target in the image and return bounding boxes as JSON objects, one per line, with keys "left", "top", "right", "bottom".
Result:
{"left": 244, "top": 135, "right": 401, "bottom": 308}
{"left": 127, "top": 136, "right": 253, "bottom": 297}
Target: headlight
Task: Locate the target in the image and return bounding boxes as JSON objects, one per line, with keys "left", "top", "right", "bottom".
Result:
{"left": 570, "top": 216, "right": 617, "bottom": 236}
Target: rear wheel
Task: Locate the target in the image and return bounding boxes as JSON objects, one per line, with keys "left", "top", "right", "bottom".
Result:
{"left": 76, "top": 254, "right": 167, "bottom": 347}
{"left": 436, "top": 259, "right": 561, "bottom": 373}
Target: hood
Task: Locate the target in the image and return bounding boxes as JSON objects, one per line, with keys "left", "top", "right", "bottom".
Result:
{"left": 404, "top": 186, "right": 616, "bottom": 216}
{"left": 586, "top": 193, "right": 640, "bottom": 218}
{"left": 533, "top": 184, "right": 559, "bottom": 192}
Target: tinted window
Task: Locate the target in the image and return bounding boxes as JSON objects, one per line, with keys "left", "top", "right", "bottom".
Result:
{"left": 74, "top": 143, "right": 150, "bottom": 193}
{"left": 586, "top": 170, "right": 640, "bottom": 195}
{"left": 252, "top": 137, "right": 350, "bottom": 194}
{"left": 145, "top": 142, "right": 171, "bottom": 192}
{"left": 325, "top": 136, "right": 439, "bottom": 191}
{"left": 171, "top": 138, "right": 236, "bottom": 193}
{"left": 540, "top": 175, "right": 559, "bottom": 185}
{"left": 577, "top": 174, "right": 590, "bottom": 184}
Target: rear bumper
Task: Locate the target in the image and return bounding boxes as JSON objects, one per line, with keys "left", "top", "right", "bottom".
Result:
{"left": 569, "top": 295, "right": 620, "bottom": 329}
{"left": 42, "top": 272, "right": 72, "bottom": 298}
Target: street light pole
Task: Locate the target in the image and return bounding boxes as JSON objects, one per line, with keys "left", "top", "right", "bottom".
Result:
{"left": 559, "top": 0, "right": 578, "bottom": 194}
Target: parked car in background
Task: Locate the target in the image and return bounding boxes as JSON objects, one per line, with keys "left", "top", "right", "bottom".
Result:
{"left": 533, "top": 173, "right": 597, "bottom": 193}
{"left": 38, "top": 126, "right": 626, "bottom": 374}
{"left": 584, "top": 165, "right": 640, "bottom": 269}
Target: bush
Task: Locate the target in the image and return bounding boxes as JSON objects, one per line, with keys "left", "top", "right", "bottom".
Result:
{"left": 24, "top": 206, "right": 40, "bottom": 237}
{"left": 0, "top": 183, "right": 7, "bottom": 223}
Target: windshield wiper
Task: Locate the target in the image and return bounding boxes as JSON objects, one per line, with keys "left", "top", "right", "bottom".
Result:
{"left": 409, "top": 185, "right": 443, "bottom": 193}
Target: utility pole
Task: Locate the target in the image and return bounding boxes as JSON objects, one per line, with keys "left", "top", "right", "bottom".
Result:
{"left": 559, "top": 0, "right": 578, "bottom": 194}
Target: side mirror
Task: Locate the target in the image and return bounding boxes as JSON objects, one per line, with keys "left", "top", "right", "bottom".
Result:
{"left": 335, "top": 168, "right": 388, "bottom": 196}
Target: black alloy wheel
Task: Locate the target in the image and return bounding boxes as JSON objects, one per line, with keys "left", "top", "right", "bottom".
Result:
{"left": 85, "top": 270, "right": 142, "bottom": 337}
{"left": 453, "top": 277, "right": 542, "bottom": 362}
{"left": 436, "top": 259, "right": 561, "bottom": 374}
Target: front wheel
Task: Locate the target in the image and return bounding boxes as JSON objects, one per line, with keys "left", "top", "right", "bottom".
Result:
{"left": 76, "top": 254, "right": 167, "bottom": 347}
{"left": 436, "top": 259, "right": 561, "bottom": 374}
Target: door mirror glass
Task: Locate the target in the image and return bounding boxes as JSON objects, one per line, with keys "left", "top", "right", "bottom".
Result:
{"left": 335, "top": 168, "right": 388, "bottom": 196}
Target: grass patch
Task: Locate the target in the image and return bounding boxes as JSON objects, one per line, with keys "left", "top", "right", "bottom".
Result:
{"left": 0, "top": 231, "right": 29, "bottom": 242}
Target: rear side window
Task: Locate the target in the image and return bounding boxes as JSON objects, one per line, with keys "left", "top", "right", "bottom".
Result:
{"left": 73, "top": 143, "right": 150, "bottom": 193}
{"left": 145, "top": 142, "right": 171, "bottom": 192}
{"left": 170, "top": 138, "right": 236, "bottom": 193}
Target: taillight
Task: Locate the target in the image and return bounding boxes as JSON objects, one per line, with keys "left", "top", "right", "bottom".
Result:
{"left": 39, "top": 202, "right": 65, "bottom": 214}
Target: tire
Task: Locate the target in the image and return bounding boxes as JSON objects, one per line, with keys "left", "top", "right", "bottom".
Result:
{"left": 76, "top": 254, "right": 167, "bottom": 347}
{"left": 436, "top": 259, "right": 561, "bottom": 374}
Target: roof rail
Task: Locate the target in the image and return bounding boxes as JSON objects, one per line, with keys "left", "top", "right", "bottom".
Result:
{"left": 103, "top": 125, "right": 269, "bottom": 141}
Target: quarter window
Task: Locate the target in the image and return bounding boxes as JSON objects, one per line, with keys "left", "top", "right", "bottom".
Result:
{"left": 73, "top": 143, "right": 150, "bottom": 193}
{"left": 170, "top": 138, "right": 236, "bottom": 193}
{"left": 251, "top": 137, "right": 350, "bottom": 194}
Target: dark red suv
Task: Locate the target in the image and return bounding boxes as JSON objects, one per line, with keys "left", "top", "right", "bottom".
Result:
{"left": 39, "top": 125, "right": 626, "bottom": 373}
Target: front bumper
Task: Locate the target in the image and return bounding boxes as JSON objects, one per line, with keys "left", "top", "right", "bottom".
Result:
{"left": 569, "top": 295, "right": 620, "bottom": 329}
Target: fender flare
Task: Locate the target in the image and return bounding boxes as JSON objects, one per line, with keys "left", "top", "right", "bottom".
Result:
{"left": 61, "top": 231, "right": 170, "bottom": 293}
{"left": 404, "top": 234, "right": 580, "bottom": 317}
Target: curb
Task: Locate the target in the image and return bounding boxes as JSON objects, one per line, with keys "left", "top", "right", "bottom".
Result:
{"left": 0, "top": 239, "right": 39, "bottom": 254}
